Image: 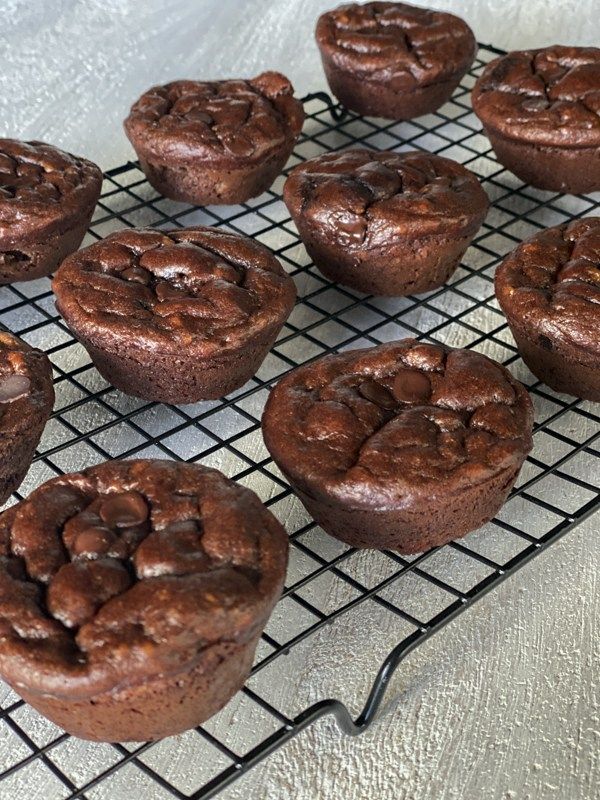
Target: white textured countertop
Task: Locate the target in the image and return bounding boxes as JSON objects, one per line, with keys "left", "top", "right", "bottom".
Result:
{"left": 1, "top": 2, "right": 599, "bottom": 799}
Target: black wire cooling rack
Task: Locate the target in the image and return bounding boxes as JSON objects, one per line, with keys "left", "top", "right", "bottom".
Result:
{"left": 0, "top": 43, "right": 599, "bottom": 800}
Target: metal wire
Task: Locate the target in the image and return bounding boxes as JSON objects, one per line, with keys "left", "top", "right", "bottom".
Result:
{"left": 0, "top": 44, "right": 598, "bottom": 800}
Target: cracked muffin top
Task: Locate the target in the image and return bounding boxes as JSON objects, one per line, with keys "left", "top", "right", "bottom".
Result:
{"left": 283, "top": 149, "right": 489, "bottom": 249}
{"left": 124, "top": 73, "right": 304, "bottom": 167}
{"left": 0, "top": 332, "right": 54, "bottom": 441}
{"left": 52, "top": 226, "right": 296, "bottom": 356}
{"left": 495, "top": 217, "right": 600, "bottom": 357}
{"left": 0, "top": 139, "right": 102, "bottom": 244}
{"left": 472, "top": 46, "right": 600, "bottom": 147}
{"left": 0, "top": 459, "right": 288, "bottom": 698}
{"left": 315, "top": 2, "right": 477, "bottom": 89}
{"left": 262, "top": 340, "right": 533, "bottom": 509}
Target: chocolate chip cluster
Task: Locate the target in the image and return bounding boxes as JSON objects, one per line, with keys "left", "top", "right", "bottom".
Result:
{"left": 472, "top": 46, "right": 600, "bottom": 146}
{"left": 125, "top": 73, "right": 304, "bottom": 163}
{"left": 285, "top": 149, "right": 489, "bottom": 248}
{"left": 495, "top": 217, "right": 600, "bottom": 355}
{"left": 0, "top": 139, "right": 95, "bottom": 206}
{"left": 503, "top": 218, "right": 600, "bottom": 303}
{"left": 53, "top": 226, "right": 293, "bottom": 346}
{"left": 0, "top": 460, "right": 288, "bottom": 692}
{"left": 264, "top": 340, "right": 533, "bottom": 502}
{"left": 316, "top": 2, "right": 476, "bottom": 84}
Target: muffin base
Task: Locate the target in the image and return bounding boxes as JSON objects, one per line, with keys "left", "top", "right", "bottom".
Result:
{"left": 76, "top": 324, "right": 283, "bottom": 404}
{"left": 484, "top": 128, "right": 600, "bottom": 194}
{"left": 320, "top": 57, "right": 465, "bottom": 119}
{"left": 138, "top": 148, "right": 291, "bottom": 206}
{"left": 0, "top": 420, "right": 51, "bottom": 506}
{"left": 299, "top": 228, "right": 475, "bottom": 296}
{"left": 294, "top": 463, "right": 522, "bottom": 554}
{"left": 0, "top": 207, "right": 95, "bottom": 284}
{"left": 509, "top": 325, "right": 600, "bottom": 401}
{"left": 18, "top": 638, "right": 256, "bottom": 742}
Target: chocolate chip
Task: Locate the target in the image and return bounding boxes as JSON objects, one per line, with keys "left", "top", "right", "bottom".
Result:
{"left": 392, "top": 369, "right": 431, "bottom": 403}
{"left": 188, "top": 110, "right": 213, "bottom": 124}
{"left": 538, "top": 334, "right": 553, "bottom": 351}
{"left": 358, "top": 380, "right": 396, "bottom": 409}
{"left": 99, "top": 491, "right": 148, "bottom": 528}
{"left": 122, "top": 266, "right": 150, "bottom": 285}
{"left": 522, "top": 97, "right": 549, "bottom": 111}
{"left": 222, "top": 133, "right": 255, "bottom": 158}
{"left": 0, "top": 374, "right": 30, "bottom": 402}
{"left": 155, "top": 281, "right": 187, "bottom": 301}
{"left": 72, "top": 527, "right": 113, "bottom": 557}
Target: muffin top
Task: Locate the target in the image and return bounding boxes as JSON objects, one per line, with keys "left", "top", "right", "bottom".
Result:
{"left": 53, "top": 226, "right": 296, "bottom": 356}
{"left": 0, "top": 139, "right": 102, "bottom": 246}
{"left": 315, "top": 2, "right": 477, "bottom": 89}
{"left": 283, "top": 149, "right": 489, "bottom": 250}
{"left": 472, "top": 46, "right": 600, "bottom": 147}
{"left": 0, "top": 331, "right": 54, "bottom": 442}
{"left": 263, "top": 340, "right": 533, "bottom": 509}
{"left": 0, "top": 459, "right": 288, "bottom": 698}
{"left": 495, "top": 217, "right": 600, "bottom": 358}
{"left": 124, "top": 72, "right": 304, "bottom": 167}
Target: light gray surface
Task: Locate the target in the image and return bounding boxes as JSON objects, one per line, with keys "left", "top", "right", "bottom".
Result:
{"left": 0, "top": 2, "right": 599, "bottom": 800}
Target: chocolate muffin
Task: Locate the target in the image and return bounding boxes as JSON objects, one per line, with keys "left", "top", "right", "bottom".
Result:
{"left": 53, "top": 226, "right": 296, "bottom": 403}
{"left": 283, "top": 149, "right": 489, "bottom": 296}
{"left": 495, "top": 217, "right": 600, "bottom": 401}
{"left": 124, "top": 73, "right": 304, "bottom": 205}
{"left": 0, "top": 139, "right": 102, "bottom": 283}
{"left": 0, "top": 332, "right": 54, "bottom": 504}
{"left": 472, "top": 46, "right": 600, "bottom": 194}
{"left": 0, "top": 459, "right": 288, "bottom": 741}
{"left": 262, "top": 340, "right": 533, "bottom": 553}
{"left": 315, "top": 2, "right": 477, "bottom": 119}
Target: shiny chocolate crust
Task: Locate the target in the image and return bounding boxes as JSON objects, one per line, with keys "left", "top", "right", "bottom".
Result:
{"left": 0, "top": 332, "right": 54, "bottom": 504}
{"left": 472, "top": 47, "right": 600, "bottom": 193}
{"left": 284, "top": 149, "right": 489, "bottom": 296}
{"left": 124, "top": 73, "right": 304, "bottom": 205}
{"left": 0, "top": 459, "right": 288, "bottom": 741}
{"left": 53, "top": 226, "right": 296, "bottom": 403}
{"left": 0, "top": 139, "right": 102, "bottom": 282}
{"left": 495, "top": 217, "right": 600, "bottom": 400}
{"left": 315, "top": 2, "right": 477, "bottom": 119}
{"left": 262, "top": 340, "right": 533, "bottom": 552}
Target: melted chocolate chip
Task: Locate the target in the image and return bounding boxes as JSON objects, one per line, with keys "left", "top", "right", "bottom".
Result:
{"left": 358, "top": 380, "right": 396, "bottom": 409}
{"left": 522, "top": 97, "right": 550, "bottom": 111}
{"left": 99, "top": 491, "right": 148, "bottom": 528}
{"left": 392, "top": 369, "right": 432, "bottom": 404}
{"left": 187, "top": 110, "right": 213, "bottom": 125}
{"left": 72, "top": 527, "right": 114, "bottom": 558}
{"left": 155, "top": 281, "right": 187, "bottom": 301}
{"left": 0, "top": 374, "right": 30, "bottom": 402}
{"left": 121, "top": 266, "right": 151, "bottom": 285}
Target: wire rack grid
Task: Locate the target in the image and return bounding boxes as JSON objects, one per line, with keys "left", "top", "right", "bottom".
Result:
{"left": 0, "top": 43, "right": 598, "bottom": 800}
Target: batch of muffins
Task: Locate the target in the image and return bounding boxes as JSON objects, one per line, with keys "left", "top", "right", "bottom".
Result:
{"left": 0, "top": 1, "right": 597, "bottom": 745}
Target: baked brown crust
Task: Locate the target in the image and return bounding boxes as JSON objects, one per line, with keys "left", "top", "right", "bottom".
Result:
{"left": 0, "top": 459, "right": 288, "bottom": 699}
{"left": 284, "top": 149, "right": 489, "bottom": 251}
{"left": 0, "top": 332, "right": 54, "bottom": 437}
{"left": 0, "top": 139, "right": 102, "bottom": 245}
{"left": 472, "top": 46, "right": 600, "bottom": 148}
{"left": 124, "top": 73, "right": 304, "bottom": 168}
{"left": 262, "top": 340, "right": 533, "bottom": 510}
{"left": 0, "top": 332, "right": 54, "bottom": 503}
{"left": 495, "top": 217, "right": 600, "bottom": 361}
{"left": 53, "top": 226, "right": 296, "bottom": 358}
{"left": 315, "top": 2, "right": 476, "bottom": 89}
